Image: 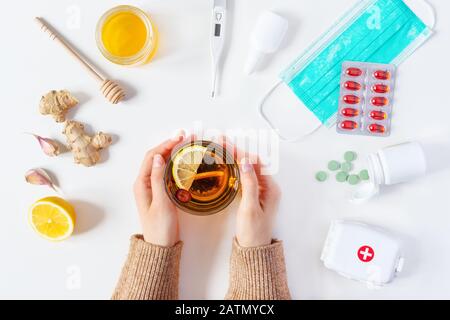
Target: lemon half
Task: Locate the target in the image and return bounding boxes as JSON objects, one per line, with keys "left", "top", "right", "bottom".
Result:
{"left": 28, "top": 197, "right": 76, "bottom": 241}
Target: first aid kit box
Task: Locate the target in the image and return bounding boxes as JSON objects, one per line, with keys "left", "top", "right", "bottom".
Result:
{"left": 321, "top": 220, "right": 404, "bottom": 286}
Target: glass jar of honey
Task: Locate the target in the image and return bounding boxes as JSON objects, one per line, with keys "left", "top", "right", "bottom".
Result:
{"left": 96, "top": 5, "right": 158, "bottom": 66}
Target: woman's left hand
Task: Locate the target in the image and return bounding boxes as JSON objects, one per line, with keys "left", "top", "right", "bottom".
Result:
{"left": 133, "top": 133, "right": 185, "bottom": 247}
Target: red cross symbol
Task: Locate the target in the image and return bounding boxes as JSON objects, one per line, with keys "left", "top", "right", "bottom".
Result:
{"left": 357, "top": 245, "right": 375, "bottom": 262}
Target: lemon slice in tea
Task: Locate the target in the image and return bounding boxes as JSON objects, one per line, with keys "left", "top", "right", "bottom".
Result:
{"left": 172, "top": 145, "right": 207, "bottom": 190}
{"left": 29, "top": 197, "right": 76, "bottom": 241}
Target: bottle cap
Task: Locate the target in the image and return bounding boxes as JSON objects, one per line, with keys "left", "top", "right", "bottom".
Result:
{"left": 350, "top": 153, "right": 381, "bottom": 204}
{"left": 350, "top": 181, "right": 379, "bottom": 204}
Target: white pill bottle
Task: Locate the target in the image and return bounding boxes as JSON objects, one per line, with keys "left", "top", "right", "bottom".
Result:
{"left": 352, "top": 142, "right": 427, "bottom": 203}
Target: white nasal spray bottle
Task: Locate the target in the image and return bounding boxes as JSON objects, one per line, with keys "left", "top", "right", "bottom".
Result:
{"left": 245, "top": 11, "right": 289, "bottom": 75}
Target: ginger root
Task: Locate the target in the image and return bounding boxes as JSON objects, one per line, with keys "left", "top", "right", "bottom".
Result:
{"left": 63, "top": 121, "right": 112, "bottom": 167}
{"left": 40, "top": 90, "right": 78, "bottom": 123}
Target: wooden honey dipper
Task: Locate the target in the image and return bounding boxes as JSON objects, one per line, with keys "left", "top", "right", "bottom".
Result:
{"left": 35, "top": 17, "right": 125, "bottom": 104}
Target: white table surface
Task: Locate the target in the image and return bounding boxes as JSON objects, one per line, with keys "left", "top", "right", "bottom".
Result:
{"left": 2, "top": 0, "right": 450, "bottom": 300}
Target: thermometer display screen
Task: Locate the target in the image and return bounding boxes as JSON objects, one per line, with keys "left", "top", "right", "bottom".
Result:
{"left": 214, "top": 24, "right": 221, "bottom": 37}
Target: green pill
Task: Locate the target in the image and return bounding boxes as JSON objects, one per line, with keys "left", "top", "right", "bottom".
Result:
{"left": 341, "top": 162, "right": 353, "bottom": 172}
{"left": 348, "top": 174, "right": 361, "bottom": 185}
{"left": 315, "top": 171, "right": 328, "bottom": 182}
{"left": 344, "top": 151, "right": 357, "bottom": 162}
{"left": 328, "top": 160, "right": 341, "bottom": 171}
{"left": 336, "top": 171, "right": 349, "bottom": 183}
{"left": 359, "top": 169, "right": 370, "bottom": 181}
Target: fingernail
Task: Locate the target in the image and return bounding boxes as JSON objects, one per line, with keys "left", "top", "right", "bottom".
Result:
{"left": 241, "top": 159, "right": 253, "bottom": 173}
{"left": 153, "top": 154, "right": 164, "bottom": 168}
{"left": 172, "top": 129, "right": 186, "bottom": 141}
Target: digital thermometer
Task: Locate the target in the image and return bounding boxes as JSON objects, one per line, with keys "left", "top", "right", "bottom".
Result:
{"left": 210, "top": 0, "right": 227, "bottom": 98}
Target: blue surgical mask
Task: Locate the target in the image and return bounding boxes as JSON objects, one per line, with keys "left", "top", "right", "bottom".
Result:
{"left": 260, "top": 0, "right": 435, "bottom": 141}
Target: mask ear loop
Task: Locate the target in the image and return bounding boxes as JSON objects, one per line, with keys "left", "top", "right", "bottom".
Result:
{"left": 258, "top": 81, "right": 322, "bottom": 143}
{"left": 421, "top": 0, "right": 436, "bottom": 29}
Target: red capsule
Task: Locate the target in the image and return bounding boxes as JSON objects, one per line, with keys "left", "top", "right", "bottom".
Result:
{"left": 343, "top": 95, "right": 361, "bottom": 105}
{"left": 371, "top": 96, "right": 389, "bottom": 107}
{"left": 370, "top": 110, "right": 388, "bottom": 120}
{"left": 371, "top": 84, "right": 390, "bottom": 93}
{"left": 344, "top": 81, "right": 362, "bottom": 91}
{"left": 341, "top": 108, "right": 360, "bottom": 117}
{"left": 176, "top": 189, "right": 192, "bottom": 203}
{"left": 368, "top": 124, "right": 386, "bottom": 134}
{"left": 346, "top": 67, "right": 363, "bottom": 77}
{"left": 340, "top": 120, "right": 359, "bottom": 130}
{"left": 373, "top": 70, "right": 391, "bottom": 80}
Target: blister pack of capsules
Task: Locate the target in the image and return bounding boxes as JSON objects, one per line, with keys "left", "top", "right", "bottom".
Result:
{"left": 337, "top": 61, "right": 396, "bottom": 137}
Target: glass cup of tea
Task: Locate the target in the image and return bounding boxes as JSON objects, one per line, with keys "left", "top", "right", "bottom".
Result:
{"left": 164, "top": 140, "right": 240, "bottom": 215}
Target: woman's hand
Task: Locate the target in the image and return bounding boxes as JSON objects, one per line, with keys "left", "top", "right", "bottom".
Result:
{"left": 133, "top": 133, "right": 185, "bottom": 247}
{"left": 236, "top": 158, "right": 281, "bottom": 248}
{"left": 218, "top": 137, "right": 281, "bottom": 248}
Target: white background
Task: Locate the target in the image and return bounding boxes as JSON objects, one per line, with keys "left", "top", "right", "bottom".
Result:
{"left": 1, "top": 0, "right": 449, "bottom": 300}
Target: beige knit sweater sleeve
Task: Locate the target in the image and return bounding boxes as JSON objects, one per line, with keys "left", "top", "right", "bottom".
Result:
{"left": 112, "top": 235, "right": 291, "bottom": 300}
{"left": 225, "top": 238, "right": 291, "bottom": 300}
{"left": 112, "top": 235, "right": 183, "bottom": 300}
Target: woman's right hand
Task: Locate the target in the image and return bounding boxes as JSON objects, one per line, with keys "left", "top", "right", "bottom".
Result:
{"left": 236, "top": 158, "right": 281, "bottom": 248}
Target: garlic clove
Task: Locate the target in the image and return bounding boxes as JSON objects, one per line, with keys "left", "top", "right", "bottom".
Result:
{"left": 29, "top": 134, "right": 61, "bottom": 157}
{"left": 25, "top": 168, "right": 62, "bottom": 194}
